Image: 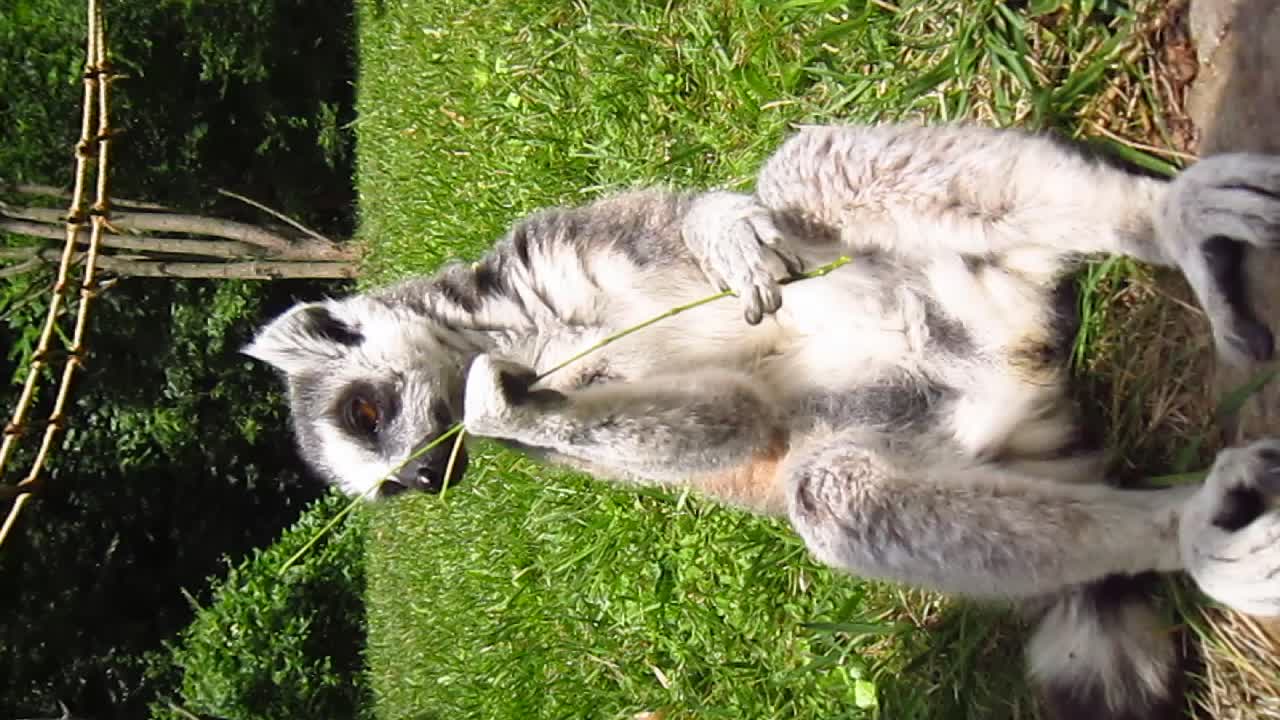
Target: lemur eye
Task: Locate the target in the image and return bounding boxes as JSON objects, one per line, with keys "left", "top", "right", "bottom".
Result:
{"left": 346, "top": 395, "right": 381, "bottom": 437}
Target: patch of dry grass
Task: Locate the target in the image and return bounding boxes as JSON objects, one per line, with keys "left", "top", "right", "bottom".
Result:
{"left": 1187, "top": 604, "right": 1280, "bottom": 720}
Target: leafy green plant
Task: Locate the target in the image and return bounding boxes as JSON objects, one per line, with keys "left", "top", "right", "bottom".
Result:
{"left": 152, "top": 491, "right": 370, "bottom": 720}
{"left": 1, "top": 1, "right": 358, "bottom": 717}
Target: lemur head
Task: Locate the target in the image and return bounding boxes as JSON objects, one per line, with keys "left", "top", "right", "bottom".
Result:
{"left": 244, "top": 294, "right": 470, "bottom": 499}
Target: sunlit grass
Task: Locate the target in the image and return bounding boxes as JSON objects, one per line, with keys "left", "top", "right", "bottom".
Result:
{"left": 350, "top": 1, "right": 1258, "bottom": 718}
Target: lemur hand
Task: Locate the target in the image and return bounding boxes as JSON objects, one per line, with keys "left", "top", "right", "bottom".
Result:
{"left": 682, "top": 191, "right": 804, "bottom": 325}
{"left": 463, "top": 354, "right": 542, "bottom": 440}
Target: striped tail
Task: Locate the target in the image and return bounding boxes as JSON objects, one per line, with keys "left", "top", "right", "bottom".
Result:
{"left": 1026, "top": 575, "right": 1185, "bottom": 720}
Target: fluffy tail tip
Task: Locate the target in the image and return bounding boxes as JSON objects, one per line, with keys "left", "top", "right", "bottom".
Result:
{"left": 1027, "top": 574, "right": 1185, "bottom": 720}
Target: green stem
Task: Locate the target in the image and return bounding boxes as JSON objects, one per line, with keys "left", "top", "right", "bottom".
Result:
{"left": 536, "top": 255, "right": 851, "bottom": 382}
{"left": 277, "top": 423, "right": 465, "bottom": 575}
{"left": 277, "top": 490, "right": 366, "bottom": 577}
{"left": 438, "top": 426, "right": 468, "bottom": 502}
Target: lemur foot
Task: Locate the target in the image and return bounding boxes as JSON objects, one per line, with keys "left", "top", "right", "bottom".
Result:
{"left": 1161, "top": 154, "right": 1280, "bottom": 366}
{"left": 682, "top": 191, "right": 804, "bottom": 325}
{"left": 1181, "top": 438, "right": 1280, "bottom": 617}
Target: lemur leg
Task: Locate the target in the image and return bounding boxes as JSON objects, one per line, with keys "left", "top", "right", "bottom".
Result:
{"left": 756, "top": 125, "right": 1280, "bottom": 365}
{"left": 463, "top": 355, "right": 791, "bottom": 512}
{"left": 756, "top": 125, "right": 1170, "bottom": 262}
{"left": 783, "top": 431, "right": 1193, "bottom": 599}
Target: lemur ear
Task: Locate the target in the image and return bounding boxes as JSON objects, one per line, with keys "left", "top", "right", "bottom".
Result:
{"left": 243, "top": 301, "right": 365, "bottom": 375}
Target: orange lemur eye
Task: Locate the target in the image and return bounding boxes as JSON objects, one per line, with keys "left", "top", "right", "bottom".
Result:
{"left": 347, "top": 395, "right": 381, "bottom": 436}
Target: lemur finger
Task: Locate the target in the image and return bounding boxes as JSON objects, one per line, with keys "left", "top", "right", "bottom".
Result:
{"left": 1261, "top": 462, "right": 1280, "bottom": 496}
{"left": 1249, "top": 443, "right": 1280, "bottom": 497}
{"left": 748, "top": 214, "right": 805, "bottom": 277}
{"left": 773, "top": 246, "right": 806, "bottom": 278}
{"left": 1219, "top": 317, "right": 1274, "bottom": 365}
{"left": 697, "top": 258, "right": 732, "bottom": 293}
{"left": 1208, "top": 315, "right": 1269, "bottom": 363}
{"left": 463, "top": 355, "right": 508, "bottom": 434}
{"left": 744, "top": 287, "right": 765, "bottom": 325}
{"left": 757, "top": 278, "right": 783, "bottom": 315}
{"left": 750, "top": 214, "right": 785, "bottom": 245}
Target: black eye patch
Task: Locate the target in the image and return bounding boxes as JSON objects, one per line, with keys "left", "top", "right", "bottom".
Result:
{"left": 333, "top": 381, "right": 400, "bottom": 443}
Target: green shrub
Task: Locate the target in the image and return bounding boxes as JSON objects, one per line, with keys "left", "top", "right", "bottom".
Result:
{"left": 152, "top": 492, "right": 370, "bottom": 720}
{"left": 1, "top": 0, "right": 357, "bottom": 715}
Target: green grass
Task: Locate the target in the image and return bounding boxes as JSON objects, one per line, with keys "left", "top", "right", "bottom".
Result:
{"left": 353, "top": 1, "right": 1170, "bottom": 718}
{"left": 366, "top": 447, "right": 1033, "bottom": 720}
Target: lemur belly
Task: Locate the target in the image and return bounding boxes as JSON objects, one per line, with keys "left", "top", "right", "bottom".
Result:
{"left": 686, "top": 430, "right": 791, "bottom": 516}
{"left": 573, "top": 250, "right": 1078, "bottom": 505}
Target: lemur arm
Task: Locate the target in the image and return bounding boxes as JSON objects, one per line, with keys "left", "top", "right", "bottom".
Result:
{"left": 464, "top": 353, "right": 1277, "bottom": 605}
{"left": 463, "top": 355, "right": 792, "bottom": 514}
{"left": 681, "top": 126, "right": 1169, "bottom": 327}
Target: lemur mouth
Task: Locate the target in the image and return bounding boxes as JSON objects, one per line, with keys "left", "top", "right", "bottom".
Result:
{"left": 382, "top": 436, "right": 469, "bottom": 497}
{"left": 422, "top": 443, "right": 469, "bottom": 493}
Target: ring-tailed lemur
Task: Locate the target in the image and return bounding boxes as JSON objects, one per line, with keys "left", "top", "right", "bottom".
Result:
{"left": 246, "top": 124, "right": 1280, "bottom": 719}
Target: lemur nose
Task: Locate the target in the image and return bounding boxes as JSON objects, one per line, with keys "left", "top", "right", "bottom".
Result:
{"left": 391, "top": 459, "right": 438, "bottom": 494}
{"left": 388, "top": 448, "right": 468, "bottom": 495}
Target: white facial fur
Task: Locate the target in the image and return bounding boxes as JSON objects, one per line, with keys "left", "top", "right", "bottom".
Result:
{"left": 244, "top": 295, "right": 469, "bottom": 498}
